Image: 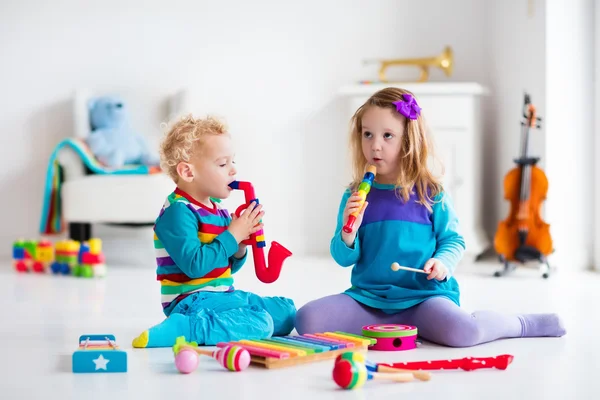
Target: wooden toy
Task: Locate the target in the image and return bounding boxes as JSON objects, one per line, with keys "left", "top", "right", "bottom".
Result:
{"left": 33, "top": 240, "right": 54, "bottom": 272}
{"left": 72, "top": 334, "right": 127, "bottom": 373}
{"left": 172, "top": 336, "right": 251, "bottom": 373}
{"left": 361, "top": 324, "right": 418, "bottom": 351}
{"left": 343, "top": 165, "right": 376, "bottom": 233}
{"left": 378, "top": 354, "right": 514, "bottom": 371}
{"left": 13, "top": 239, "right": 51, "bottom": 273}
{"left": 215, "top": 331, "right": 376, "bottom": 369}
{"left": 13, "top": 239, "right": 33, "bottom": 272}
{"left": 12, "top": 240, "right": 26, "bottom": 272}
{"left": 228, "top": 180, "right": 292, "bottom": 283}
{"left": 51, "top": 240, "right": 80, "bottom": 275}
{"left": 332, "top": 359, "right": 414, "bottom": 390}
{"left": 335, "top": 352, "right": 431, "bottom": 381}
{"left": 12, "top": 238, "right": 107, "bottom": 277}
{"left": 72, "top": 238, "right": 106, "bottom": 278}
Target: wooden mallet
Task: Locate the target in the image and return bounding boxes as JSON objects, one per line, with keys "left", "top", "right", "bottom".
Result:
{"left": 391, "top": 262, "right": 428, "bottom": 274}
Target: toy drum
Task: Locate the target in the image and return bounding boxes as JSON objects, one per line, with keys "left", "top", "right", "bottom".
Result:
{"left": 361, "top": 324, "right": 418, "bottom": 351}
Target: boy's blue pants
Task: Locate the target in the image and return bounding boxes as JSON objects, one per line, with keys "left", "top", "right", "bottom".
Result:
{"left": 137, "top": 289, "right": 296, "bottom": 347}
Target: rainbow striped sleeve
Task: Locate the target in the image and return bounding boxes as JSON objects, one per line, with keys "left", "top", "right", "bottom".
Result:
{"left": 154, "top": 191, "right": 240, "bottom": 315}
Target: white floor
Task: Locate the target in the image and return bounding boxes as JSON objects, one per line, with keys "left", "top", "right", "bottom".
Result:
{"left": 1, "top": 255, "right": 598, "bottom": 399}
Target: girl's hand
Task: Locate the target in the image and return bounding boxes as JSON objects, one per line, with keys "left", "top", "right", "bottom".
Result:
{"left": 423, "top": 258, "right": 448, "bottom": 281}
{"left": 342, "top": 192, "right": 369, "bottom": 230}
{"left": 341, "top": 192, "right": 368, "bottom": 246}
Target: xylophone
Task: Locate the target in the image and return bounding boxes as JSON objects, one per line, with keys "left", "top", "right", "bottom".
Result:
{"left": 72, "top": 334, "right": 127, "bottom": 373}
{"left": 215, "top": 331, "right": 377, "bottom": 369}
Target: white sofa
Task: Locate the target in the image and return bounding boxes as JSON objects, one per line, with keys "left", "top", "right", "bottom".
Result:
{"left": 57, "top": 88, "right": 190, "bottom": 241}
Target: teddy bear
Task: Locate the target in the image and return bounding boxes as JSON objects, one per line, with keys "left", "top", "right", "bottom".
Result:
{"left": 86, "top": 96, "right": 160, "bottom": 168}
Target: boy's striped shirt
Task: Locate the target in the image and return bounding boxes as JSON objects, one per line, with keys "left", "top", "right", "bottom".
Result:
{"left": 154, "top": 188, "right": 242, "bottom": 315}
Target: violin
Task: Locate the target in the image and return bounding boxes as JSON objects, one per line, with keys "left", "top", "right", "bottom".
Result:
{"left": 493, "top": 93, "right": 553, "bottom": 278}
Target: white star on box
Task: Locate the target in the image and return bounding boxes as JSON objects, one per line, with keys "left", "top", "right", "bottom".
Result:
{"left": 93, "top": 354, "right": 110, "bottom": 370}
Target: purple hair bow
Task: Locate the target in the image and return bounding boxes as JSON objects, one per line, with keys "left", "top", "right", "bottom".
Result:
{"left": 392, "top": 94, "right": 421, "bottom": 120}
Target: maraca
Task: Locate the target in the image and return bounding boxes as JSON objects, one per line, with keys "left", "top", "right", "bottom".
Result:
{"left": 332, "top": 359, "right": 414, "bottom": 390}
{"left": 174, "top": 347, "right": 200, "bottom": 374}
{"left": 335, "top": 351, "right": 431, "bottom": 381}
{"left": 343, "top": 165, "right": 376, "bottom": 233}
{"left": 173, "top": 336, "right": 251, "bottom": 373}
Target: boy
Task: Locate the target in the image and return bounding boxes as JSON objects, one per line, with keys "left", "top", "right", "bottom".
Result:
{"left": 132, "top": 115, "right": 296, "bottom": 347}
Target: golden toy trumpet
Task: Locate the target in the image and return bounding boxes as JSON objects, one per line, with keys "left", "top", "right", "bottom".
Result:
{"left": 364, "top": 46, "right": 454, "bottom": 83}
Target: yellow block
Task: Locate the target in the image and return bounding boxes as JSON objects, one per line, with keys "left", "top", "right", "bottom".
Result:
{"left": 65, "top": 240, "right": 80, "bottom": 252}
{"left": 36, "top": 246, "right": 54, "bottom": 262}
{"left": 88, "top": 238, "right": 102, "bottom": 254}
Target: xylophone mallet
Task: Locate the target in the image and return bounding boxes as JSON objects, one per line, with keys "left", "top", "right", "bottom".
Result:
{"left": 391, "top": 262, "right": 428, "bottom": 274}
{"left": 332, "top": 359, "right": 414, "bottom": 390}
{"left": 335, "top": 352, "right": 431, "bottom": 381}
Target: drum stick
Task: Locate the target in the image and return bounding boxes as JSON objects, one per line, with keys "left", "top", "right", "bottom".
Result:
{"left": 390, "top": 262, "right": 427, "bottom": 274}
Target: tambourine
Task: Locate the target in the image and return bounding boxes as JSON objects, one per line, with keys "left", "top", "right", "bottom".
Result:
{"left": 361, "top": 324, "right": 418, "bottom": 351}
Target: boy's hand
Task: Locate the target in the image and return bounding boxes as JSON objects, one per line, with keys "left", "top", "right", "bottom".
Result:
{"left": 341, "top": 192, "right": 368, "bottom": 246}
{"left": 228, "top": 202, "right": 264, "bottom": 243}
{"left": 423, "top": 258, "right": 448, "bottom": 281}
{"left": 233, "top": 243, "right": 247, "bottom": 259}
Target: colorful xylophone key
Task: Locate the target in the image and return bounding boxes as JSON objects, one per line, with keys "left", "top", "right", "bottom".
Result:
{"left": 216, "top": 331, "right": 376, "bottom": 369}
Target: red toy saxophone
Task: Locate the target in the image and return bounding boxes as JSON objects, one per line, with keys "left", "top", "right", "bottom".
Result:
{"left": 228, "top": 181, "right": 292, "bottom": 283}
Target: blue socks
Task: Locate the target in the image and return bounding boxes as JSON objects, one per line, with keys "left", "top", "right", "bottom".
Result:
{"left": 132, "top": 314, "right": 191, "bottom": 348}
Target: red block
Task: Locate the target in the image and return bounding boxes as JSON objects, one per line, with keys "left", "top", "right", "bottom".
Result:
{"left": 82, "top": 252, "right": 105, "bottom": 264}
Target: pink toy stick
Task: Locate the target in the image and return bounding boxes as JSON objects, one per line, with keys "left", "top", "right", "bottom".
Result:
{"left": 380, "top": 354, "right": 514, "bottom": 371}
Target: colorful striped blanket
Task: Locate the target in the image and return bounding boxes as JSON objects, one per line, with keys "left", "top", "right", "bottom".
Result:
{"left": 39, "top": 138, "right": 161, "bottom": 235}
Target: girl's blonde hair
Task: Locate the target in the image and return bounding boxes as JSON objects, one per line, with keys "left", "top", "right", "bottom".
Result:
{"left": 348, "top": 87, "right": 444, "bottom": 211}
{"left": 159, "top": 114, "right": 228, "bottom": 182}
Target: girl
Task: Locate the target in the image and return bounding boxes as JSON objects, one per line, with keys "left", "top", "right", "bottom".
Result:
{"left": 294, "top": 87, "right": 565, "bottom": 347}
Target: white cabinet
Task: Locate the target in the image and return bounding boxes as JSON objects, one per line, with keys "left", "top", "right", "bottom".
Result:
{"left": 338, "top": 82, "right": 489, "bottom": 260}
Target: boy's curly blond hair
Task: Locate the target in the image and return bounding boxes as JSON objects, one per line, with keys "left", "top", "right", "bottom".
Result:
{"left": 159, "top": 114, "right": 228, "bottom": 182}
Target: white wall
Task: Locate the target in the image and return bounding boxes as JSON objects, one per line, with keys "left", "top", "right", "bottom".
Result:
{"left": 483, "top": 0, "right": 595, "bottom": 272}
{"left": 595, "top": 0, "right": 600, "bottom": 272}
{"left": 0, "top": 0, "right": 488, "bottom": 263}
{"left": 1, "top": 0, "right": 595, "bottom": 270}
{"left": 545, "top": 0, "right": 595, "bottom": 271}
{"left": 482, "top": 0, "right": 547, "bottom": 249}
